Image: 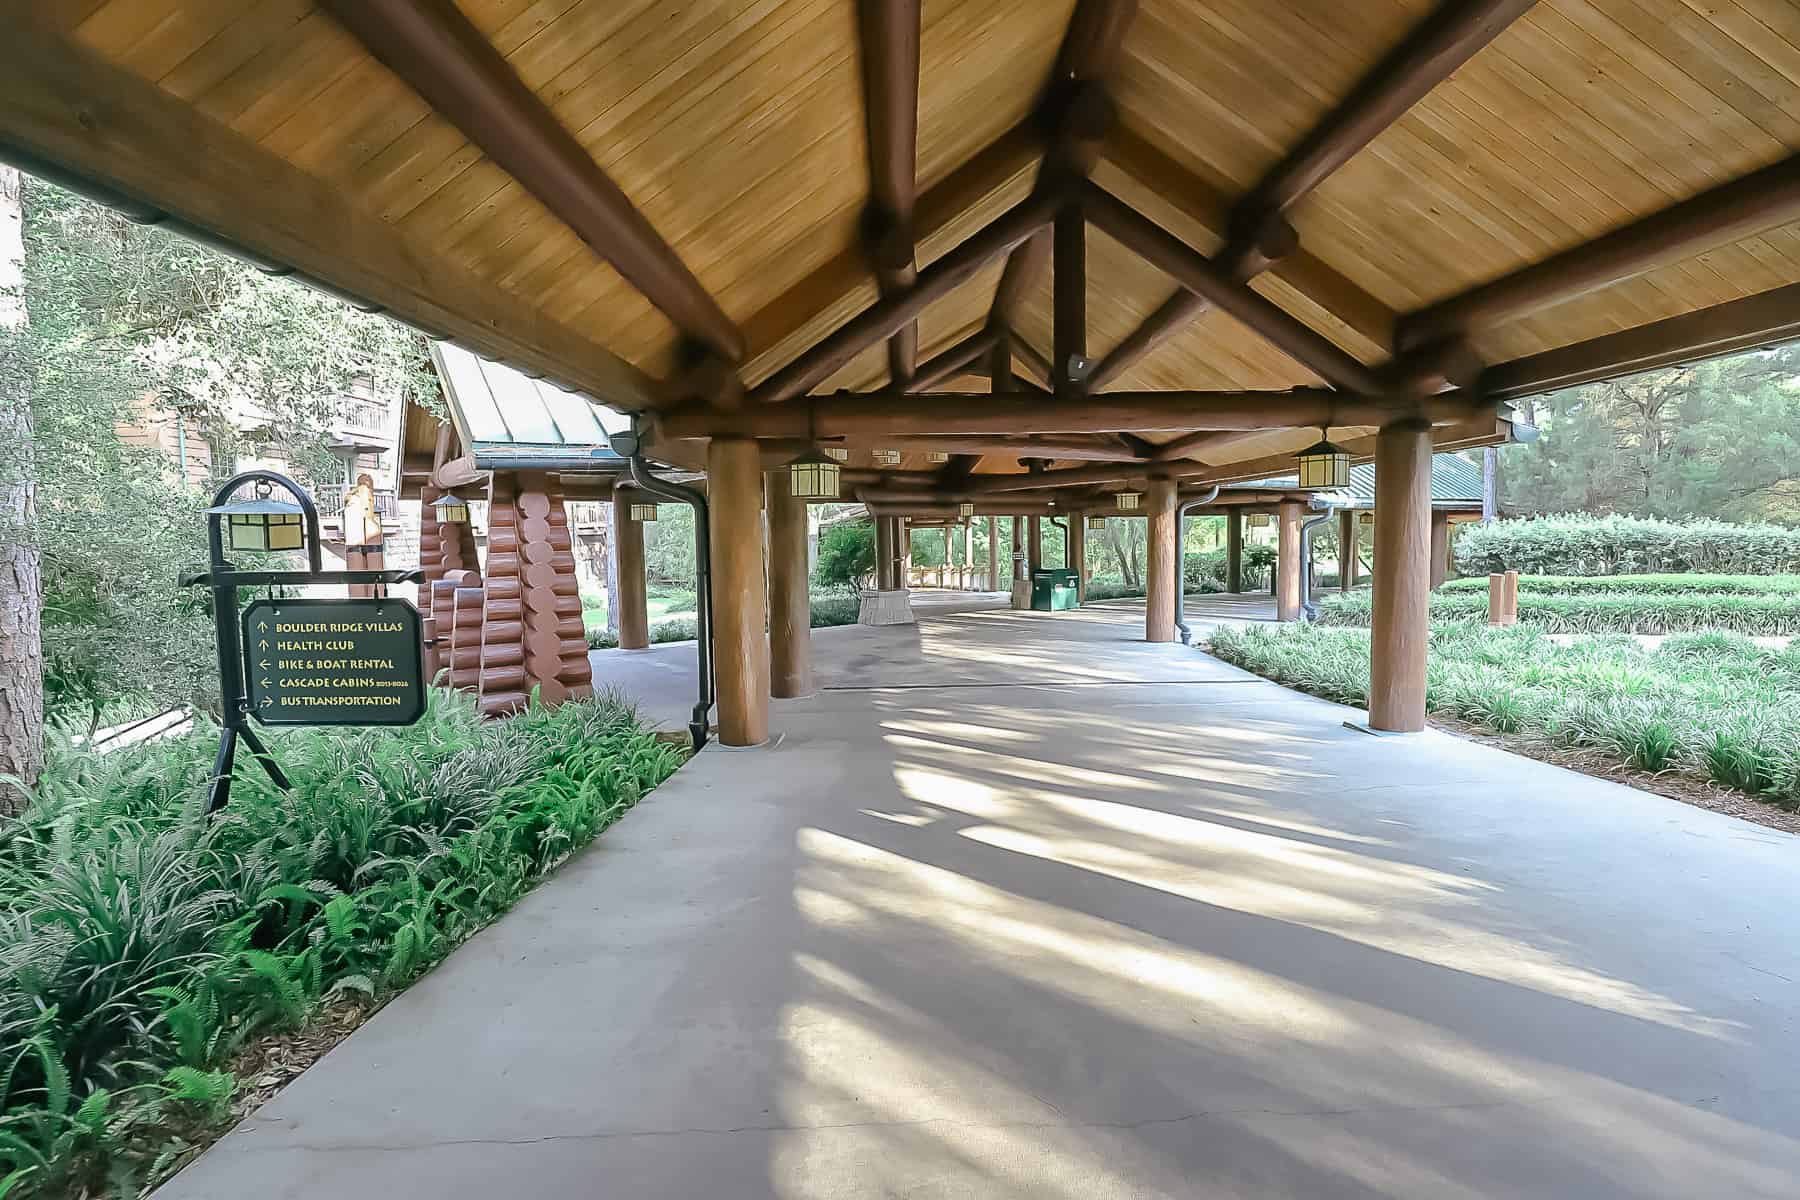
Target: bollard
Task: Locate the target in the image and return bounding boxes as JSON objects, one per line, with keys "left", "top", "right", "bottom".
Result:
{"left": 1488, "top": 573, "right": 1507, "bottom": 626}
{"left": 1503, "top": 569, "right": 1520, "bottom": 625}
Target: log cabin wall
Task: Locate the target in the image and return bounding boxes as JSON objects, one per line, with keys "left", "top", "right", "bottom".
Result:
{"left": 479, "top": 475, "right": 528, "bottom": 717}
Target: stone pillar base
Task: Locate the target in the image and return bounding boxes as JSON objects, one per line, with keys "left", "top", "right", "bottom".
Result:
{"left": 1010, "top": 580, "right": 1031, "bottom": 610}
{"left": 859, "top": 588, "right": 915, "bottom": 626}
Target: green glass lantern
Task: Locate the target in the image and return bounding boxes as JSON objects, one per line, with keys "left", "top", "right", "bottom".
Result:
{"left": 1295, "top": 429, "right": 1351, "bottom": 490}
{"left": 629, "top": 503, "right": 659, "bottom": 522}
{"left": 788, "top": 448, "right": 841, "bottom": 500}
{"left": 207, "top": 485, "right": 306, "bottom": 553}
{"left": 432, "top": 491, "right": 472, "bottom": 525}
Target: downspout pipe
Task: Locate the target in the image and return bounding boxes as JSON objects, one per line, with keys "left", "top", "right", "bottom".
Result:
{"left": 1298, "top": 494, "right": 1342, "bottom": 622}
{"left": 609, "top": 428, "right": 714, "bottom": 751}
{"left": 1174, "top": 485, "right": 1222, "bottom": 645}
{"left": 1049, "top": 516, "right": 1069, "bottom": 568}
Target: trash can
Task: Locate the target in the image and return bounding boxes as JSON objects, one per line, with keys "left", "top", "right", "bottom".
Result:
{"left": 1030, "top": 568, "right": 1080, "bottom": 611}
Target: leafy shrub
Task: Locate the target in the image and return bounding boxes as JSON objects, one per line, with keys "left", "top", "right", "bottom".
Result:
{"left": 0, "top": 689, "right": 684, "bottom": 1194}
{"left": 1456, "top": 515, "right": 1800, "bottom": 577}
{"left": 1206, "top": 621, "right": 1800, "bottom": 809}
{"left": 814, "top": 520, "right": 875, "bottom": 590}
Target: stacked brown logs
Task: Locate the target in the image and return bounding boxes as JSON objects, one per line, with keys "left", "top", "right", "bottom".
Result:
{"left": 445, "top": 568, "right": 486, "bottom": 693}
{"left": 515, "top": 472, "right": 594, "bottom": 706}
{"left": 479, "top": 475, "right": 529, "bottom": 716}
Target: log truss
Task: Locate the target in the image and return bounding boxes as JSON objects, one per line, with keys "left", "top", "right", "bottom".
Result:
{"left": 10, "top": 2, "right": 1800, "bottom": 513}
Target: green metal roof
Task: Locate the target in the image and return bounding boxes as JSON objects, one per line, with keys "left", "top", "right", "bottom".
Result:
{"left": 1229, "top": 452, "right": 1484, "bottom": 509}
{"left": 430, "top": 341, "right": 631, "bottom": 468}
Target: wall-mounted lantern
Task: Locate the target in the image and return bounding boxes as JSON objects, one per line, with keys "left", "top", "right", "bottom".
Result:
{"left": 431, "top": 491, "right": 472, "bottom": 526}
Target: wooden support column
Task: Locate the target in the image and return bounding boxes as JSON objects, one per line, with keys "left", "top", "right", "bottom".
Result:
{"left": 1145, "top": 477, "right": 1178, "bottom": 642}
{"left": 875, "top": 516, "right": 896, "bottom": 590}
{"left": 1430, "top": 510, "right": 1452, "bottom": 589}
{"left": 1276, "top": 498, "right": 1304, "bottom": 622}
{"left": 612, "top": 486, "right": 649, "bottom": 650}
{"left": 1226, "top": 511, "right": 1243, "bottom": 594}
{"left": 1028, "top": 516, "right": 1043, "bottom": 575}
{"left": 1071, "top": 515, "right": 1087, "bottom": 600}
{"left": 766, "top": 469, "right": 814, "bottom": 698}
{"left": 1369, "top": 419, "right": 1433, "bottom": 732}
{"left": 987, "top": 515, "right": 999, "bottom": 589}
{"left": 900, "top": 517, "right": 913, "bottom": 584}
{"left": 962, "top": 521, "right": 975, "bottom": 590}
{"left": 1338, "top": 507, "right": 1358, "bottom": 591}
{"left": 708, "top": 438, "right": 769, "bottom": 746}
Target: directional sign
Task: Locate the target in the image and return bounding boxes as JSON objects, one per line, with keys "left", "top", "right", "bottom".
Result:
{"left": 242, "top": 599, "right": 425, "bottom": 726}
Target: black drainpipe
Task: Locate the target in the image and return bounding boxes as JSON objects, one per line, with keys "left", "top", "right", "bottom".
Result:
{"left": 1298, "top": 495, "right": 1341, "bottom": 622}
{"left": 610, "top": 429, "right": 714, "bottom": 751}
{"left": 1174, "top": 486, "right": 1222, "bottom": 645}
{"left": 1048, "top": 515, "right": 1069, "bottom": 567}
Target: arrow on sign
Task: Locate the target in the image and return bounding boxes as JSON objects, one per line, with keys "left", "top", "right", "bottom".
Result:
{"left": 259, "top": 697, "right": 272, "bottom": 708}
{"left": 258, "top": 659, "right": 271, "bottom": 670}
{"left": 259, "top": 677, "right": 273, "bottom": 689}
{"left": 258, "top": 639, "right": 270, "bottom": 651}
{"left": 257, "top": 620, "right": 269, "bottom": 632}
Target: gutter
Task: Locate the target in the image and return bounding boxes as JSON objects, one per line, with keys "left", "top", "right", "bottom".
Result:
{"left": 1174, "top": 486, "right": 1222, "bottom": 645}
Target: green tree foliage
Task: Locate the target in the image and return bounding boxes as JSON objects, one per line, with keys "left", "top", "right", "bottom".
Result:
{"left": 641, "top": 502, "right": 695, "bottom": 585}
{"left": 18, "top": 176, "right": 434, "bottom": 727}
{"left": 815, "top": 519, "right": 875, "bottom": 589}
{"left": 1499, "top": 344, "right": 1800, "bottom": 523}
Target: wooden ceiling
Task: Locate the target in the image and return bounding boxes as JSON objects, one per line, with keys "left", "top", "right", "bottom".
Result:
{"left": 7, "top": 0, "right": 1800, "bottom": 499}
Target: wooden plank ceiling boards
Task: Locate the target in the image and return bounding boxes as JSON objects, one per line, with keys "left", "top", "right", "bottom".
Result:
{"left": 4, "top": 0, "right": 1800, "bottom": 503}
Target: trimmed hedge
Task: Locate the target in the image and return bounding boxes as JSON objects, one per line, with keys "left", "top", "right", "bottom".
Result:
{"left": 1441, "top": 573, "right": 1800, "bottom": 597}
{"left": 585, "top": 592, "right": 865, "bottom": 649}
{"left": 1316, "top": 588, "right": 1800, "bottom": 636}
{"left": 1457, "top": 515, "right": 1800, "bottom": 577}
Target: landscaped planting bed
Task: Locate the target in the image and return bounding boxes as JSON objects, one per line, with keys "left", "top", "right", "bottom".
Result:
{"left": 0, "top": 690, "right": 685, "bottom": 1196}
{"left": 1439, "top": 573, "right": 1800, "bottom": 597}
{"left": 1208, "top": 622, "right": 1800, "bottom": 811}
{"left": 1317, "top": 585, "right": 1800, "bottom": 636}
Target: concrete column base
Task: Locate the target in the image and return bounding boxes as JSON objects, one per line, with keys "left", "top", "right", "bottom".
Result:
{"left": 1010, "top": 580, "right": 1031, "bottom": 610}
{"left": 859, "top": 588, "right": 915, "bottom": 626}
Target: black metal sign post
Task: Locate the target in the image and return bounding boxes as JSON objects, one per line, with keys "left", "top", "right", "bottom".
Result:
{"left": 182, "top": 470, "right": 423, "bottom": 813}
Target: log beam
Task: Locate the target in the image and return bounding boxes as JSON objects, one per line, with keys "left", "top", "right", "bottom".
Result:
{"left": 657, "top": 389, "right": 1483, "bottom": 440}
{"left": 1481, "top": 281, "right": 1800, "bottom": 401}
{"left": 750, "top": 193, "right": 1058, "bottom": 404}
{"left": 1083, "top": 183, "right": 1388, "bottom": 394}
{"left": 318, "top": 0, "right": 741, "bottom": 362}
{"left": 1054, "top": 200, "right": 1087, "bottom": 396}
{"left": 902, "top": 328, "right": 998, "bottom": 393}
{"left": 0, "top": 24, "right": 660, "bottom": 410}
{"left": 855, "top": 0, "right": 922, "bottom": 384}
{"left": 1401, "top": 153, "right": 1800, "bottom": 350}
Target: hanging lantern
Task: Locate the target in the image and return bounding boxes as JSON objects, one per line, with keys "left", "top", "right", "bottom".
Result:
{"left": 1114, "top": 491, "right": 1142, "bottom": 512}
{"left": 788, "top": 448, "right": 841, "bottom": 500}
{"left": 1248, "top": 513, "right": 1272, "bottom": 528}
{"left": 1359, "top": 510, "right": 1376, "bottom": 526}
{"left": 871, "top": 448, "right": 902, "bottom": 466}
{"left": 1295, "top": 428, "right": 1351, "bottom": 490}
{"left": 925, "top": 451, "right": 951, "bottom": 464}
{"left": 822, "top": 447, "right": 849, "bottom": 462}
{"left": 1086, "top": 514, "right": 1106, "bottom": 532}
{"left": 958, "top": 501, "right": 975, "bottom": 518}
{"left": 431, "top": 491, "right": 472, "bottom": 525}
{"left": 207, "top": 482, "right": 306, "bottom": 553}
{"left": 629, "top": 503, "right": 660, "bottom": 522}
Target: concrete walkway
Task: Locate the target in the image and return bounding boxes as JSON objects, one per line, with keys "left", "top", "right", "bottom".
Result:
{"left": 161, "top": 601, "right": 1800, "bottom": 1199}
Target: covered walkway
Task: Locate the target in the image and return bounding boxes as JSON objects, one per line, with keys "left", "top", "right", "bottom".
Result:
{"left": 162, "top": 603, "right": 1800, "bottom": 1199}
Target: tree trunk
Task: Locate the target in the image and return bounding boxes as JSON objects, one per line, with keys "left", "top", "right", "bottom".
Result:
{"left": 0, "top": 166, "right": 43, "bottom": 814}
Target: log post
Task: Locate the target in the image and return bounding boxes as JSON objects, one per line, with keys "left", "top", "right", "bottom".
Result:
{"left": 1369, "top": 419, "right": 1432, "bottom": 732}
{"left": 900, "top": 517, "right": 913, "bottom": 586}
{"left": 1339, "top": 507, "right": 1358, "bottom": 590}
{"left": 1071, "top": 512, "right": 1086, "bottom": 601}
{"left": 1504, "top": 569, "right": 1520, "bottom": 624}
{"left": 708, "top": 437, "right": 769, "bottom": 745}
{"left": 612, "top": 484, "right": 649, "bottom": 650}
{"left": 1226, "top": 510, "right": 1243, "bottom": 594}
{"left": 1028, "top": 515, "right": 1043, "bottom": 575}
{"left": 1430, "top": 510, "right": 1451, "bottom": 589}
{"left": 962, "top": 521, "right": 974, "bottom": 590}
{"left": 875, "top": 516, "right": 896, "bottom": 590}
{"left": 766, "top": 469, "right": 814, "bottom": 698}
{"left": 987, "top": 515, "right": 998, "bottom": 589}
{"left": 1276, "top": 497, "right": 1304, "bottom": 621}
{"left": 1487, "top": 573, "right": 1507, "bottom": 625}
{"left": 1146, "top": 477, "right": 1178, "bottom": 642}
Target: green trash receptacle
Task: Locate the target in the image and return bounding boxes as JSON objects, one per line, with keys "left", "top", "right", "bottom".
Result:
{"left": 1030, "top": 568, "right": 1081, "bottom": 611}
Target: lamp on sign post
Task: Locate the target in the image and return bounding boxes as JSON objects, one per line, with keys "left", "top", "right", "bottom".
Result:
{"left": 183, "top": 470, "right": 423, "bottom": 814}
